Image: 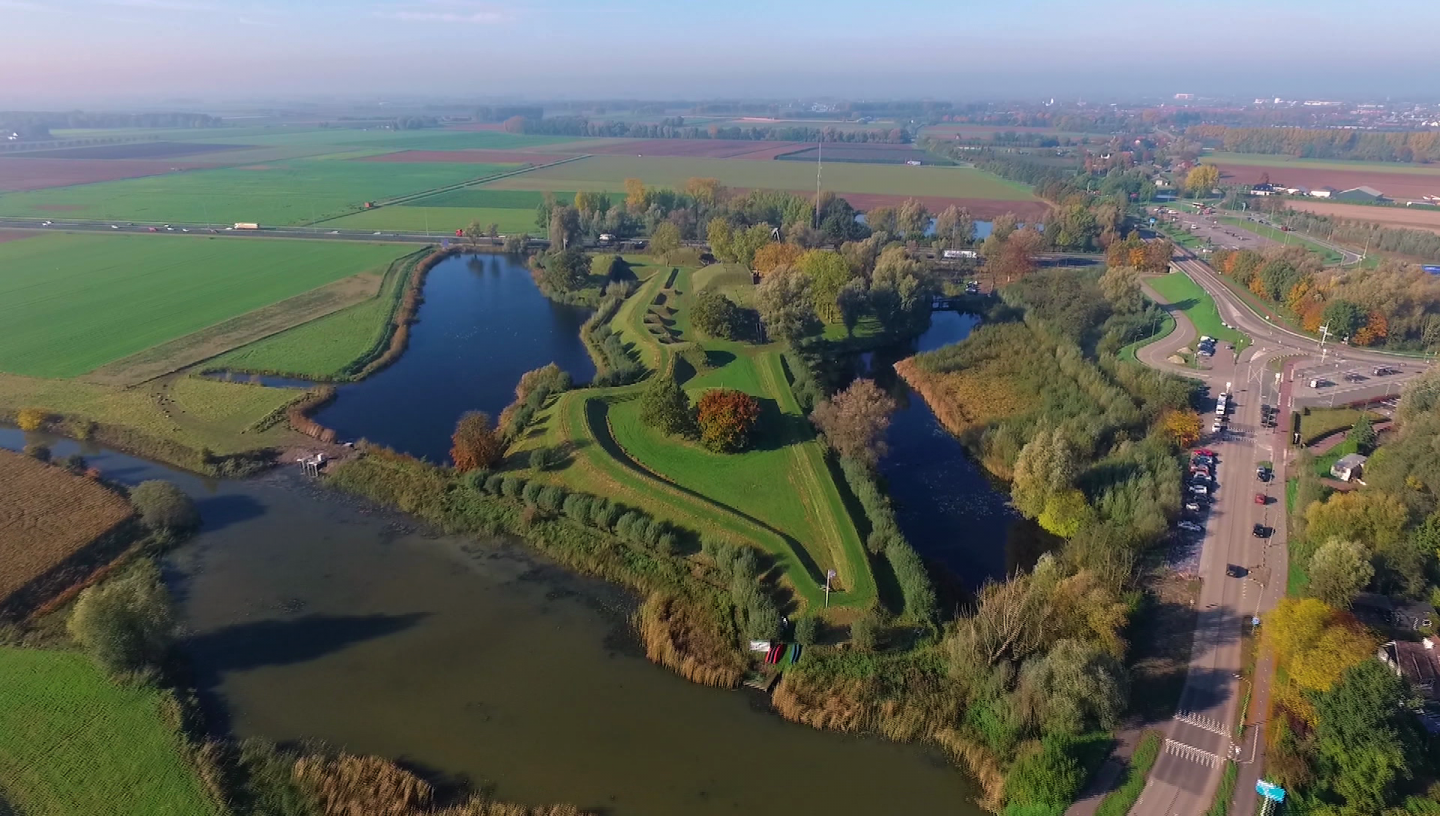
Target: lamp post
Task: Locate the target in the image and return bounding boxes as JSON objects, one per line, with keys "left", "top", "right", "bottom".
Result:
{"left": 824, "top": 569, "right": 836, "bottom": 608}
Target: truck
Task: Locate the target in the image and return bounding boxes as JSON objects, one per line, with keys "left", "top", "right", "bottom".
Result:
{"left": 942, "top": 249, "right": 978, "bottom": 260}
{"left": 234, "top": 223, "right": 260, "bottom": 230}
{"left": 1215, "top": 393, "right": 1228, "bottom": 417}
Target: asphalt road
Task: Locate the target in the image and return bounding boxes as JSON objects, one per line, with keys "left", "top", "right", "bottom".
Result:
{"left": 0, "top": 217, "right": 482, "bottom": 245}
{"left": 1126, "top": 252, "right": 1427, "bottom": 816}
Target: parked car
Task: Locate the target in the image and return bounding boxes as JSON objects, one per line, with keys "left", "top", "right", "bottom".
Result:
{"left": 1212, "top": 420, "right": 1224, "bottom": 433}
{"left": 1195, "top": 449, "right": 1216, "bottom": 457}
{"left": 1255, "top": 493, "right": 1268, "bottom": 505}
{"left": 1191, "top": 466, "right": 1211, "bottom": 479}
{"left": 1178, "top": 521, "right": 1204, "bottom": 533}
{"left": 1257, "top": 466, "right": 1272, "bottom": 482}
{"left": 1185, "top": 501, "right": 1203, "bottom": 513}
{"left": 1344, "top": 373, "right": 1366, "bottom": 383}
{"left": 1190, "top": 484, "right": 1209, "bottom": 495}
{"left": 1253, "top": 523, "right": 1271, "bottom": 538}
{"left": 1226, "top": 564, "right": 1249, "bottom": 578}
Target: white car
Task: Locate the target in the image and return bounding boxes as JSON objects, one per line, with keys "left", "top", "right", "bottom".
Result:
{"left": 1178, "top": 521, "right": 1204, "bottom": 533}
{"left": 1212, "top": 420, "right": 1224, "bottom": 433}
{"left": 40, "top": 220, "right": 52, "bottom": 226}
{"left": 1189, "top": 484, "right": 1209, "bottom": 495}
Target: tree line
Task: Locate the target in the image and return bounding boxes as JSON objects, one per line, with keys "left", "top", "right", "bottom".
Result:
{"left": 1186, "top": 124, "right": 1440, "bottom": 163}
{"left": 0, "top": 110, "right": 222, "bottom": 139}
{"left": 501, "top": 115, "right": 912, "bottom": 143}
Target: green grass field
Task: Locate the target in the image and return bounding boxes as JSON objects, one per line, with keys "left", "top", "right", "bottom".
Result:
{"left": 0, "top": 233, "right": 405, "bottom": 378}
{"left": 181, "top": 127, "right": 574, "bottom": 152}
{"left": 1147, "top": 271, "right": 1249, "bottom": 347}
{"left": 487, "top": 155, "right": 1039, "bottom": 200}
{"left": 0, "top": 159, "right": 515, "bottom": 225}
{"left": 0, "top": 647, "right": 222, "bottom": 816}
{"left": 406, "top": 188, "right": 578, "bottom": 209}
{"left": 323, "top": 205, "right": 539, "bottom": 235}
{"left": 516, "top": 267, "right": 875, "bottom": 615}
{"left": 1202, "top": 152, "right": 1440, "bottom": 176}
{"left": 1217, "top": 216, "right": 1344, "bottom": 263}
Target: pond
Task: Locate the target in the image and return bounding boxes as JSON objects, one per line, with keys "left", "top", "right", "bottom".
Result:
{"left": 0, "top": 428, "right": 982, "bottom": 816}
{"left": 313, "top": 253, "right": 596, "bottom": 463}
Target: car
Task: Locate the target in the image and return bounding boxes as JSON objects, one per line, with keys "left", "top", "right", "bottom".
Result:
{"left": 1253, "top": 523, "right": 1270, "bottom": 538}
{"left": 181, "top": 228, "right": 189, "bottom": 232}
{"left": 147, "top": 227, "right": 157, "bottom": 232}
{"left": 40, "top": 220, "right": 51, "bottom": 226}
{"left": 1344, "top": 373, "right": 1366, "bottom": 383}
{"left": 1257, "top": 466, "right": 1272, "bottom": 482}
{"left": 374, "top": 231, "right": 383, "bottom": 235}
{"left": 1185, "top": 501, "right": 1203, "bottom": 513}
{"left": 1192, "top": 457, "right": 1214, "bottom": 468}
{"left": 1226, "top": 564, "right": 1249, "bottom": 578}
{"left": 328, "top": 230, "right": 340, "bottom": 235}
{"left": 1191, "top": 466, "right": 1211, "bottom": 478}
{"left": 110, "top": 224, "right": 118, "bottom": 229}
{"left": 1255, "top": 493, "right": 1268, "bottom": 505}
{"left": 1178, "top": 521, "right": 1204, "bottom": 533}
{"left": 1212, "top": 420, "right": 1224, "bottom": 433}
{"left": 1374, "top": 366, "right": 1397, "bottom": 376}
{"left": 1190, "top": 484, "right": 1209, "bottom": 495}
{"left": 1194, "top": 448, "right": 1216, "bottom": 458}
{"left": 1199, "top": 336, "right": 1214, "bottom": 345}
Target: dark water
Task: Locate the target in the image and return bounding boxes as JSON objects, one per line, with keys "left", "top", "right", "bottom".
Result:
{"left": 313, "top": 254, "right": 596, "bottom": 463}
{"left": 867, "top": 313, "right": 1028, "bottom": 590}
{"left": 0, "top": 428, "right": 980, "bottom": 816}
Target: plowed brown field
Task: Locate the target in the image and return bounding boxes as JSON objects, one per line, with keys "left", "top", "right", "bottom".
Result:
{"left": 1285, "top": 200, "right": 1440, "bottom": 234}
{"left": 359, "top": 149, "right": 556, "bottom": 164}
{"left": 736, "top": 190, "right": 1050, "bottom": 221}
{"left": 0, "top": 449, "right": 133, "bottom": 605}
{"left": 580, "top": 139, "right": 809, "bottom": 159}
{"left": 1212, "top": 163, "right": 1440, "bottom": 201}
{"left": 0, "top": 158, "right": 194, "bottom": 192}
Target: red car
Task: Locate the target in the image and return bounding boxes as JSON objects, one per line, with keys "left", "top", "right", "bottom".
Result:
{"left": 1194, "top": 448, "right": 1216, "bottom": 458}
{"left": 1255, "top": 493, "right": 1268, "bottom": 505}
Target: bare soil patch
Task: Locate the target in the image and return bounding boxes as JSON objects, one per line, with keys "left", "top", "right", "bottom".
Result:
{"left": 83, "top": 272, "right": 385, "bottom": 387}
{"left": 735, "top": 190, "right": 1049, "bottom": 221}
{"left": 0, "top": 231, "right": 39, "bottom": 244}
{"left": 0, "top": 159, "right": 191, "bottom": 192}
{"left": 0, "top": 449, "right": 133, "bottom": 610}
{"left": 9, "top": 141, "right": 251, "bottom": 160}
{"left": 581, "top": 138, "right": 810, "bottom": 159}
{"left": 1285, "top": 200, "right": 1440, "bottom": 235}
{"left": 359, "top": 149, "right": 551, "bottom": 164}
{"left": 1211, "top": 163, "right": 1440, "bottom": 201}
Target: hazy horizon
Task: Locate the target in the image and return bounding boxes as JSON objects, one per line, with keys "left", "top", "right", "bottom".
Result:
{"left": 3, "top": 0, "right": 1439, "bottom": 107}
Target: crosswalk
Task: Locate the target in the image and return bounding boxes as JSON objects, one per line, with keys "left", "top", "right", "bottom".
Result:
{"left": 1175, "top": 710, "right": 1229, "bottom": 736}
{"left": 1164, "top": 738, "right": 1226, "bottom": 768}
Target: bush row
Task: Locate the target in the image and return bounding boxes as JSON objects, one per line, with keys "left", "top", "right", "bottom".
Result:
{"left": 836, "top": 456, "right": 937, "bottom": 624}
{"left": 472, "top": 470, "right": 679, "bottom": 555}
{"left": 497, "top": 363, "right": 573, "bottom": 440}
{"left": 581, "top": 295, "right": 644, "bottom": 387}
{"left": 701, "top": 535, "right": 782, "bottom": 640}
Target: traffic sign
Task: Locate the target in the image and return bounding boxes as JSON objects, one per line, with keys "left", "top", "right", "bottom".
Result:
{"left": 1256, "top": 780, "right": 1286, "bottom": 802}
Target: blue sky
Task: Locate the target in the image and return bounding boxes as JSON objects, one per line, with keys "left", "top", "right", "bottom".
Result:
{"left": 2, "top": 0, "right": 1438, "bottom": 104}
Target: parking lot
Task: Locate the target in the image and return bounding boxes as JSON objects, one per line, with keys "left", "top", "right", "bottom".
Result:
{"left": 1151, "top": 206, "right": 1272, "bottom": 253}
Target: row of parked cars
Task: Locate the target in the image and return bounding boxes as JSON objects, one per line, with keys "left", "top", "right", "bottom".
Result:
{"left": 1179, "top": 448, "right": 1219, "bottom": 534}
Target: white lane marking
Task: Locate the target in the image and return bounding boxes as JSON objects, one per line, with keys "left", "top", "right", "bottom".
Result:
{"left": 1164, "top": 738, "right": 1224, "bottom": 768}
{"left": 1175, "top": 711, "right": 1229, "bottom": 736}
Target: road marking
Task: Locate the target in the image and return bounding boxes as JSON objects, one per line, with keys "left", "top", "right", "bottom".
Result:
{"left": 1176, "top": 711, "right": 1230, "bottom": 736}
{"left": 1164, "top": 738, "right": 1225, "bottom": 768}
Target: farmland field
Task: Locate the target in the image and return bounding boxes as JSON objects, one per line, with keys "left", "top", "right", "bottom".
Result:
{"left": 0, "top": 647, "right": 222, "bottom": 816}
{"left": 0, "top": 159, "right": 209, "bottom": 192}
{"left": 577, "top": 139, "right": 809, "bottom": 159}
{"left": 0, "top": 159, "right": 516, "bottom": 224}
{"left": 1285, "top": 200, "right": 1440, "bottom": 235}
{"left": 323, "top": 205, "right": 540, "bottom": 235}
{"left": 776, "top": 143, "right": 952, "bottom": 165}
{"left": 407, "top": 187, "right": 577, "bottom": 209}
{"left": 0, "top": 449, "right": 133, "bottom": 605}
{"left": 0, "top": 233, "right": 407, "bottom": 378}
{"left": 1202, "top": 152, "right": 1440, "bottom": 175}
{"left": 2, "top": 142, "right": 251, "bottom": 160}
{"left": 487, "top": 154, "right": 1039, "bottom": 201}
{"left": 360, "top": 149, "right": 564, "bottom": 164}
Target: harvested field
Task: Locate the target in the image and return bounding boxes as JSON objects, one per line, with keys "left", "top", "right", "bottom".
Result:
{"left": 8, "top": 141, "right": 251, "bottom": 160}
{"left": 778, "top": 143, "right": 947, "bottom": 165}
{"left": 0, "top": 449, "right": 133, "bottom": 607}
{"left": 817, "top": 191, "right": 1049, "bottom": 221}
{"left": 445, "top": 122, "right": 508, "bottom": 131}
{"left": 0, "top": 158, "right": 198, "bottom": 192}
{"left": 359, "top": 149, "right": 559, "bottom": 164}
{"left": 405, "top": 187, "right": 575, "bottom": 209}
{"left": 1284, "top": 200, "right": 1440, "bottom": 235}
{"left": 1208, "top": 162, "right": 1440, "bottom": 201}
{"left": 579, "top": 138, "right": 809, "bottom": 159}
{"left": 920, "top": 124, "right": 1107, "bottom": 138}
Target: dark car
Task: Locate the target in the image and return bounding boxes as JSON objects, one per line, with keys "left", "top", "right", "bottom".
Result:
{"left": 1226, "top": 564, "right": 1249, "bottom": 578}
{"left": 1253, "top": 523, "right": 1270, "bottom": 538}
{"left": 1257, "top": 466, "right": 1272, "bottom": 482}
{"left": 1344, "top": 373, "right": 1366, "bottom": 383}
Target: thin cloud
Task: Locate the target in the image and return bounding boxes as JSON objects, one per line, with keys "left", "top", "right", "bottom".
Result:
{"left": 370, "top": 1, "right": 514, "bottom": 24}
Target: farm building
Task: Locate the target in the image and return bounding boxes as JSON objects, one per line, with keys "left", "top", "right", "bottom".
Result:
{"left": 1278, "top": 185, "right": 1308, "bottom": 196}
{"left": 1310, "top": 186, "right": 1337, "bottom": 198}
{"left": 1335, "top": 186, "right": 1388, "bottom": 203}
{"left": 1250, "top": 183, "right": 1275, "bottom": 196}
{"left": 1379, "top": 639, "right": 1440, "bottom": 700}
{"left": 1331, "top": 452, "right": 1368, "bottom": 482}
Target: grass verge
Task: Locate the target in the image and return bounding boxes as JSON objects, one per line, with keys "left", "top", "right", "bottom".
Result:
{"left": 1147, "top": 270, "right": 1250, "bottom": 349}
{"left": 1093, "top": 731, "right": 1163, "bottom": 816}
{"left": 1204, "top": 760, "right": 1238, "bottom": 816}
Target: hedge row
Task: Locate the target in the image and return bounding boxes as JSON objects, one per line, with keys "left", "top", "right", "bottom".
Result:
{"left": 837, "top": 456, "right": 936, "bottom": 624}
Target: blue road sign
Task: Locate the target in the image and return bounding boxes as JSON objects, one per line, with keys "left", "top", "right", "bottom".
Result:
{"left": 1256, "top": 780, "right": 1286, "bottom": 802}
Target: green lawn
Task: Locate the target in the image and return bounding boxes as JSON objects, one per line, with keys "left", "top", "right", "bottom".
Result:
{"left": 0, "top": 233, "right": 405, "bottom": 378}
{"left": 0, "top": 648, "right": 222, "bottom": 816}
{"left": 1217, "top": 216, "right": 1343, "bottom": 264}
{"left": 0, "top": 159, "right": 515, "bottom": 225}
{"left": 405, "top": 188, "right": 577, "bottom": 209}
{"left": 323, "top": 205, "right": 539, "bottom": 235}
{"left": 1313, "top": 437, "right": 1360, "bottom": 479}
{"left": 1299, "top": 407, "right": 1378, "bottom": 446}
{"left": 487, "top": 155, "right": 1039, "bottom": 201}
{"left": 1147, "top": 271, "right": 1249, "bottom": 347}
{"left": 208, "top": 250, "right": 424, "bottom": 379}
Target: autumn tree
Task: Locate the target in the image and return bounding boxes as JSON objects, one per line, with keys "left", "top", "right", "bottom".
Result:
{"left": 68, "top": 562, "right": 175, "bottom": 675}
{"left": 798, "top": 249, "right": 854, "bottom": 323}
{"left": 548, "top": 204, "right": 581, "bottom": 249}
{"left": 811, "top": 379, "right": 895, "bottom": 468}
{"left": 1307, "top": 539, "right": 1374, "bottom": 609}
{"left": 15, "top": 406, "right": 50, "bottom": 431}
{"left": 650, "top": 221, "right": 682, "bottom": 261}
{"left": 1098, "top": 265, "right": 1146, "bottom": 313}
{"left": 756, "top": 265, "right": 822, "bottom": 344}
{"left": 990, "top": 228, "right": 1045, "bottom": 284}
{"left": 866, "top": 206, "right": 898, "bottom": 236}
{"left": 639, "top": 367, "right": 693, "bottom": 437}
{"left": 706, "top": 218, "right": 735, "bottom": 262}
{"left": 896, "top": 198, "right": 931, "bottom": 240}
{"left": 696, "top": 389, "right": 761, "bottom": 453}
{"left": 624, "top": 177, "right": 647, "bottom": 211}
{"left": 684, "top": 177, "right": 725, "bottom": 207}
{"left": 934, "top": 205, "right": 975, "bottom": 246}
{"left": 1011, "top": 428, "right": 1079, "bottom": 520}
{"left": 451, "top": 411, "right": 504, "bottom": 472}
{"left": 752, "top": 241, "right": 803, "bottom": 277}
{"left": 1185, "top": 164, "right": 1220, "bottom": 195}
{"left": 1159, "top": 409, "right": 1203, "bottom": 448}
{"left": 1038, "top": 489, "right": 1095, "bottom": 539}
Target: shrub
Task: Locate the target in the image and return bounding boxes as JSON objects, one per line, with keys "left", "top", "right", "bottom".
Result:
{"left": 562, "top": 493, "right": 593, "bottom": 522}
{"left": 16, "top": 406, "right": 50, "bottom": 431}
{"left": 745, "top": 595, "right": 782, "bottom": 640}
{"left": 639, "top": 368, "right": 694, "bottom": 437}
{"left": 500, "top": 475, "right": 524, "bottom": 498}
{"left": 450, "top": 411, "right": 504, "bottom": 472}
{"left": 60, "top": 453, "right": 87, "bottom": 474}
{"left": 696, "top": 389, "right": 761, "bottom": 453}
{"left": 850, "top": 613, "right": 880, "bottom": 652}
{"left": 530, "top": 445, "right": 563, "bottom": 471}
{"left": 732, "top": 547, "right": 760, "bottom": 580}
{"left": 1005, "top": 735, "right": 1085, "bottom": 809}
{"left": 67, "top": 562, "right": 175, "bottom": 675}
{"left": 794, "top": 616, "right": 820, "bottom": 646}
{"left": 656, "top": 532, "right": 679, "bottom": 555}
{"left": 483, "top": 473, "right": 505, "bottom": 494}
{"left": 615, "top": 511, "right": 640, "bottom": 540}
{"left": 460, "top": 469, "right": 490, "bottom": 492}
{"left": 590, "top": 499, "right": 620, "bottom": 530}
{"left": 537, "top": 485, "right": 566, "bottom": 513}
{"left": 129, "top": 480, "right": 199, "bottom": 532}
{"left": 521, "top": 480, "right": 544, "bottom": 506}
{"left": 690, "top": 289, "right": 745, "bottom": 340}
{"left": 23, "top": 442, "right": 50, "bottom": 462}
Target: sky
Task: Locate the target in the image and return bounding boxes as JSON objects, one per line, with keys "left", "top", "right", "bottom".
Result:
{"left": 3, "top": 0, "right": 1439, "bottom": 106}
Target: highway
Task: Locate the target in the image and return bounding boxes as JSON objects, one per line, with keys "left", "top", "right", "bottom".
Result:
{"left": 1128, "top": 251, "right": 1427, "bottom": 816}
{"left": 0, "top": 216, "right": 489, "bottom": 246}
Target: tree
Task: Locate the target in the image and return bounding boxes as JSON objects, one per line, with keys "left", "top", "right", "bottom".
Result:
{"left": 68, "top": 562, "right": 175, "bottom": 675}
{"left": 991, "top": 228, "right": 1044, "bottom": 284}
{"left": 756, "top": 266, "right": 822, "bottom": 344}
{"left": 731, "top": 223, "right": 774, "bottom": 268}
{"left": 1308, "top": 539, "right": 1374, "bottom": 609}
{"left": 934, "top": 205, "right": 975, "bottom": 246}
{"left": 695, "top": 389, "right": 761, "bottom": 453}
{"left": 548, "top": 204, "right": 581, "bottom": 249}
{"left": 450, "top": 411, "right": 504, "bottom": 472}
{"left": 650, "top": 221, "right": 681, "bottom": 260}
{"left": 1290, "top": 619, "right": 1375, "bottom": 694}
{"left": 896, "top": 198, "right": 930, "bottom": 239}
{"left": 1348, "top": 414, "right": 1377, "bottom": 453}
{"left": 1017, "top": 639, "right": 1127, "bottom": 735}
{"left": 1010, "top": 429, "right": 1078, "bottom": 520}
{"left": 1313, "top": 660, "right": 1418, "bottom": 811}
{"left": 1322, "top": 299, "right": 1366, "bottom": 340}
{"left": 811, "top": 379, "right": 895, "bottom": 468}
{"left": 15, "top": 406, "right": 49, "bottom": 431}
{"left": 1160, "top": 409, "right": 1204, "bottom": 448}
{"left": 835, "top": 278, "right": 869, "bottom": 336}
{"left": 1264, "top": 597, "right": 1334, "bottom": 665}
{"left": 639, "top": 369, "right": 693, "bottom": 437}
{"left": 794, "top": 616, "right": 820, "bottom": 646}
{"left": 1098, "top": 265, "right": 1145, "bottom": 313}
{"left": 1005, "top": 735, "right": 1085, "bottom": 809}
{"left": 1185, "top": 164, "right": 1220, "bottom": 195}
{"left": 752, "top": 241, "right": 803, "bottom": 277}
{"left": 1038, "top": 489, "right": 1094, "bottom": 539}
{"left": 541, "top": 247, "right": 588, "bottom": 292}
{"left": 684, "top": 177, "right": 724, "bottom": 207}
{"left": 850, "top": 613, "right": 880, "bottom": 652}
{"left": 129, "top": 480, "right": 199, "bottom": 532}
{"left": 865, "top": 206, "right": 897, "bottom": 236}
{"left": 689, "top": 289, "right": 744, "bottom": 340}
{"left": 624, "top": 177, "right": 647, "bottom": 211}
{"left": 798, "top": 249, "right": 854, "bottom": 323}
{"left": 706, "top": 218, "right": 735, "bottom": 262}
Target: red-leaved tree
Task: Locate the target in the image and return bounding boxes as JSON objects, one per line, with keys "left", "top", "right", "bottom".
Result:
{"left": 696, "top": 389, "right": 761, "bottom": 453}
{"left": 451, "top": 411, "right": 504, "bottom": 472}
